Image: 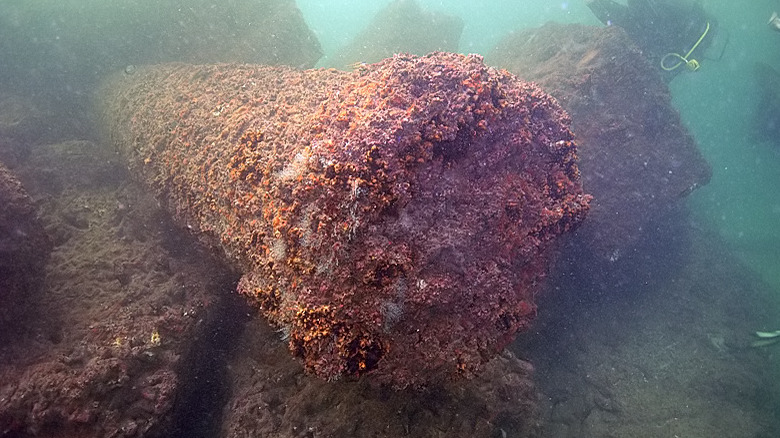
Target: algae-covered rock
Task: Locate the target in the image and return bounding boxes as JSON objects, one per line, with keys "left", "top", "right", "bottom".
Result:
{"left": 99, "top": 52, "right": 590, "bottom": 388}
{"left": 0, "top": 161, "right": 50, "bottom": 327}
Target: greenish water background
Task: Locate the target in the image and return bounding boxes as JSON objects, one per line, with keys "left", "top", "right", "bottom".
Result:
{"left": 299, "top": 1, "right": 601, "bottom": 57}
{"left": 670, "top": 1, "right": 780, "bottom": 292}
{"left": 299, "top": 0, "right": 780, "bottom": 293}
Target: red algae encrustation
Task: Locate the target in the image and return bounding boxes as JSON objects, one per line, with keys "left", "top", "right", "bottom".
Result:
{"left": 99, "top": 52, "right": 591, "bottom": 388}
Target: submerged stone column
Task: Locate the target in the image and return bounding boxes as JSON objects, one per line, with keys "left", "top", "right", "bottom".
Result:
{"left": 99, "top": 52, "right": 591, "bottom": 388}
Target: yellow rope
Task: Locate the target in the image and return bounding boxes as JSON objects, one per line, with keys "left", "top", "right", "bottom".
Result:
{"left": 661, "top": 21, "right": 711, "bottom": 72}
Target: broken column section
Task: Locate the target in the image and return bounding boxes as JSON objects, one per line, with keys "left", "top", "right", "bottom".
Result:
{"left": 99, "top": 52, "right": 591, "bottom": 388}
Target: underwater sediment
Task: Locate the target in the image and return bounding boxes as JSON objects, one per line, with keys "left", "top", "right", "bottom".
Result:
{"left": 99, "top": 52, "right": 591, "bottom": 388}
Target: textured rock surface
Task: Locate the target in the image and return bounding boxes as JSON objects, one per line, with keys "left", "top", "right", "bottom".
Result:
{"left": 0, "top": 139, "right": 235, "bottom": 437}
{"left": 0, "top": 161, "right": 50, "bottom": 327}
{"left": 487, "top": 23, "right": 711, "bottom": 287}
{"left": 99, "top": 52, "right": 591, "bottom": 387}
